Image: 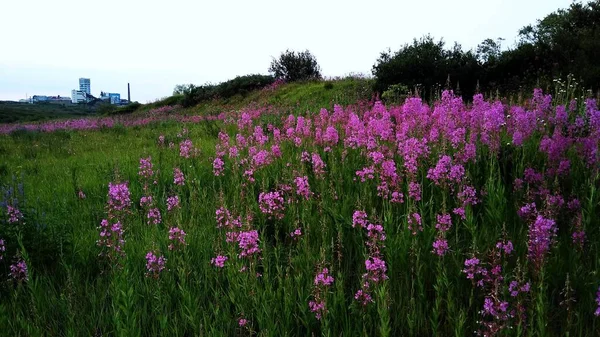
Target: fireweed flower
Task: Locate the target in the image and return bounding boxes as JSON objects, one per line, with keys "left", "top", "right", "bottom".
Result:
{"left": 237, "top": 230, "right": 260, "bottom": 258}
{"left": 10, "top": 259, "right": 28, "bottom": 282}
{"left": 147, "top": 208, "right": 162, "bottom": 225}
{"left": 0, "top": 238, "right": 5, "bottom": 261}
{"left": 213, "top": 157, "right": 225, "bottom": 176}
{"left": 527, "top": 215, "right": 557, "bottom": 270}
{"left": 310, "top": 267, "right": 335, "bottom": 320}
{"left": 138, "top": 156, "right": 154, "bottom": 180}
{"left": 352, "top": 210, "right": 368, "bottom": 228}
{"left": 6, "top": 205, "right": 23, "bottom": 224}
{"left": 145, "top": 251, "right": 166, "bottom": 278}
{"left": 179, "top": 139, "right": 193, "bottom": 158}
{"left": 168, "top": 227, "right": 187, "bottom": 250}
{"left": 314, "top": 268, "right": 335, "bottom": 286}
{"left": 258, "top": 191, "right": 285, "bottom": 220}
{"left": 238, "top": 318, "right": 248, "bottom": 327}
{"left": 432, "top": 238, "right": 449, "bottom": 256}
{"left": 215, "top": 207, "right": 242, "bottom": 229}
{"left": 173, "top": 168, "right": 185, "bottom": 186}
{"left": 294, "top": 176, "right": 311, "bottom": 200}
{"left": 97, "top": 219, "right": 125, "bottom": 259}
{"left": 290, "top": 227, "right": 302, "bottom": 239}
{"left": 140, "top": 195, "right": 153, "bottom": 208}
{"left": 211, "top": 255, "right": 228, "bottom": 268}
{"left": 435, "top": 213, "right": 452, "bottom": 232}
{"left": 107, "top": 182, "right": 131, "bottom": 214}
{"left": 407, "top": 212, "right": 422, "bottom": 235}
{"left": 595, "top": 287, "right": 600, "bottom": 316}
{"left": 311, "top": 153, "right": 326, "bottom": 176}
{"left": 166, "top": 195, "right": 180, "bottom": 211}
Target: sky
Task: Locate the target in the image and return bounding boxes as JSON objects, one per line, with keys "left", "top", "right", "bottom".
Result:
{"left": 0, "top": 0, "right": 580, "bottom": 103}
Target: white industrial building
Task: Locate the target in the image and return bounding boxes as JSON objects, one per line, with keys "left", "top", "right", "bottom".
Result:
{"left": 71, "top": 90, "right": 88, "bottom": 104}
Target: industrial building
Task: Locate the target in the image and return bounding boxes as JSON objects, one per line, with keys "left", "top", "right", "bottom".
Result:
{"left": 79, "top": 78, "right": 91, "bottom": 95}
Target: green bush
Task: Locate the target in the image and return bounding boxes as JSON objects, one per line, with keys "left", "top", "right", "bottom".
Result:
{"left": 180, "top": 74, "right": 274, "bottom": 108}
{"left": 381, "top": 83, "right": 410, "bottom": 105}
{"left": 269, "top": 49, "right": 322, "bottom": 82}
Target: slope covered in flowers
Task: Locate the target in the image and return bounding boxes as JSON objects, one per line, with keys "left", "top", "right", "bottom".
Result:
{"left": 0, "top": 89, "right": 599, "bottom": 336}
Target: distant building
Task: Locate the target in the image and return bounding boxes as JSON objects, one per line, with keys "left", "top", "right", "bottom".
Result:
{"left": 31, "top": 95, "right": 72, "bottom": 104}
{"left": 100, "top": 91, "right": 121, "bottom": 105}
{"left": 71, "top": 90, "right": 88, "bottom": 104}
{"left": 31, "top": 95, "right": 49, "bottom": 103}
{"left": 109, "top": 93, "right": 120, "bottom": 104}
{"left": 79, "top": 78, "right": 91, "bottom": 95}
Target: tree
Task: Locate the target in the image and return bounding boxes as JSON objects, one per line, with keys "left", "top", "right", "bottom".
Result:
{"left": 372, "top": 35, "right": 481, "bottom": 100}
{"left": 476, "top": 38, "right": 504, "bottom": 63}
{"left": 269, "top": 49, "right": 322, "bottom": 82}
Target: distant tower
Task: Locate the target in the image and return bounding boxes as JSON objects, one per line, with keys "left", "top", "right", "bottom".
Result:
{"left": 127, "top": 83, "right": 131, "bottom": 102}
{"left": 79, "top": 78, "right": 91, "bottom": 95}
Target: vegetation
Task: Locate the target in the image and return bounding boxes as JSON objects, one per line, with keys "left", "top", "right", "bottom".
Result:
{"left": 180, "top": 74, "right": 275, "bottom": 108}
{"left": 0, "top": 79, "right": 599, "bottom": 335}
{"left": 0, "top": 101, "right": 97, "bottom": 124}
{"left": 269, "top": 49, "right": 322, "bottom": 82}
{"left": 372, "top": 1, "right": 600, "bottom": 100}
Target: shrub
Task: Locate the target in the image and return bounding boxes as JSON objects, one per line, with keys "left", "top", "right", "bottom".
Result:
{"left": 381, "top": 84, "right": 410, "bottom": 105}
{"left": 269, "top": 49, "right": 322, "bottom": 82}
{"left": 180, "top": 75, "right": 275, "bottom": 107}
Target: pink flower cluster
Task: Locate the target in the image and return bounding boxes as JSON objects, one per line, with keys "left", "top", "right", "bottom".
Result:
{"left": 173, "top": 168, "right": 185, "bottom": 186}
{"left": 9, "top": 259, "right": 28, "bottom": 282}
{"left": 168, "top": 227, "right": 187, "bottom": 251}
{"left": 432, "top": 213, "right": 453, "bottom": 257}
{"left": 258, "top": 191, "right": 285, "bottom": 220}
{"left": 294, "top": 176, "right": 311, "bottom": 200}
{"left": 167, "top": 195, "right": 180, "bottom": 211}
{"left": 0, "top": 238, "right": 5, "bottom": 261}
{"left": 145, "top": 251, "right": 166, "bottom": 278}
{"left": 211, "top": 255, "right": 228, "bottom": 268}
{"left": 6, "top": 205, "right": 23, "bottom": 224}
{"left": 309, "top": 267, "right": 335, "bottom": 320}
{"left": 353, "top": 210, "right": 388, "bottom": 305}
{"left": 107, "top": 182, "right": 132, "bottom": 215}
{"left": 98, "top": 181, "right": 131, "bottom": 262}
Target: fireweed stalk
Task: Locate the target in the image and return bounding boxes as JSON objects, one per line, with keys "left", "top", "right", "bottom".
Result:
{"left": 97, "top": 181, "right": 131, "bottom": 263}
{"left": 352, "top": 210, "right": 388, "bottom": 306}
{"left": 309, "top": 267, "right": 335, "bottom": 320}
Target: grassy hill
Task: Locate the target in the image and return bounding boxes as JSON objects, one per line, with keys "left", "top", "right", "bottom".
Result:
{"left": 0, "top": 101, "right": 99, "bottom": 124}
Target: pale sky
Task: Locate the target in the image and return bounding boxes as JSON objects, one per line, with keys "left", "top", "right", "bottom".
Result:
{"left": 0, "top": 0, "right": 578, "bottom": 103}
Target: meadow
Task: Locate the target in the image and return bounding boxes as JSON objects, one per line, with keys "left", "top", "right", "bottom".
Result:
{"left": 0, "top": 81, "right": 599, "bottom": 336}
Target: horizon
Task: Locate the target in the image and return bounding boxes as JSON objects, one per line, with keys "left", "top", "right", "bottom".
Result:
{"left": 0, "top": 0, "right": 581, "bottom": 103}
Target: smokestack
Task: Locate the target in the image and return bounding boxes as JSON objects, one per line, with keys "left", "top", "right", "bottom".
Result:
{"left": 127, "top": 83, "right": 131, "bottom": 103}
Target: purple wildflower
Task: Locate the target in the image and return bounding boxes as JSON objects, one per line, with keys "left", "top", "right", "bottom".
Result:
{"left": 145, "top": 251, "right": 166, "bottom": 278}
{"left": 9, "top": 259, "right": 28, "bottom": 282}
{"left": 211, "top": 255, "right": 228, "bottom": 268}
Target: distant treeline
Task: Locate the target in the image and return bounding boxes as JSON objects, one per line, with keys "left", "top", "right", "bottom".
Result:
{"left": 373, "top": 1, "right": 600, "bottom": 100}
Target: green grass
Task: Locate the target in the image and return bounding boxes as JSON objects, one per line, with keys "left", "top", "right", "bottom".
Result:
{"left": 0, "top": 101, "right": 99, "bottom": 124}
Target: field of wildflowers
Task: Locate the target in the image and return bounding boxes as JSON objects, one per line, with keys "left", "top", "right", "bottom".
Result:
{"left": 0, "top": 87, "right": 599, "bottom": 336}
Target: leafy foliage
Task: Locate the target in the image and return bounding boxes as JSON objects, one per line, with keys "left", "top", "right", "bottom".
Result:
{"left": 269, "top": 49, "right": 322, "bottom": 82}
{"left": 373, "top": 1, "right": 600, "bottom": 99}
{"left": 179, "top": 74, "right": 274, "bottom": 107}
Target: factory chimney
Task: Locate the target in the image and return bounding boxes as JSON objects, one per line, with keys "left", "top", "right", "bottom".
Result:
{"left": 127, "top": 83, "right": 131, "bottom": 103}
